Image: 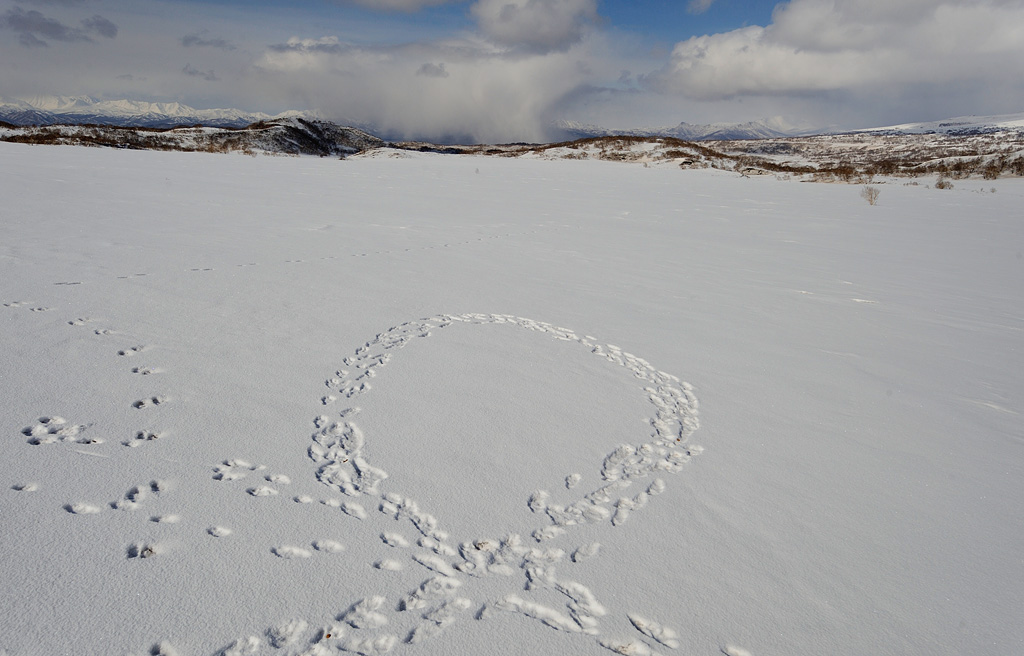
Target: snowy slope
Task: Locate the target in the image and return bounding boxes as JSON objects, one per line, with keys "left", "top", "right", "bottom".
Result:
{"left": 1, "top": 143, "right": 1022, "bottom": 656}
{"left": 855, "top": 111, "right": 1024, "bottom": 135}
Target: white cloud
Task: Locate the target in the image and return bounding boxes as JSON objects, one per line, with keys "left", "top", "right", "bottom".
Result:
{"left": 687, "top": 0, "right": 715, "bottom": 14}
{"left": 331, "top": 0, "right": 461, "bottom": 11}
{"left": 651, "top": 0, "right": 1024, "bottom": 101}
{"left": 470, "top": 0, "right": 598, "bottom": 53}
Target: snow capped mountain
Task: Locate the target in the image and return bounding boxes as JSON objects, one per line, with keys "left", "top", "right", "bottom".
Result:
{"left": 16, "top": 95, "right": 98, "bottom": 112}
{"left": 665, "top": 117, "right": 807, "bottom": 141}
{"left": 0, "top": 95, "right": 309, "bottom": 128}
{"left": 854, "top": 112, "right": 1024, "bottom": 136}
{"left": 552, "top": 116, "right": 812, "bottom": 142}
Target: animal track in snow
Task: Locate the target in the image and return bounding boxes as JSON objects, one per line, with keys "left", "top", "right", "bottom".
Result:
{"left": 380, "top": 533, "right": 410, "bottom": 548}
{"left": 21, "top": 416, "right": 96, "bottom": 445}
{"left": 599, "top": 637, "right": 660, "bottom": 655}
{"left": 132, "top": 366, "right": 162, "bottom": 375}
{"left": 342, "top": 501, "right": 367, "bottom": 519}
{"left": 109, "top": 313, "right": 701, "bottom": 654}
{"left": 64, "top": 319, "right": 111, "bottom": 334}
{"left": 272, "top": 545, "right": 312, "bottom": 559}
{"left": 133, "top": 396, "right": 168, "bottom": 409}
{"left": 149, "top": 640, "right": 180, "bottom": 656}
{"left": 232, "top": 313, "right": 703, "bottom": 655}
{"left": 118, "top": 346, "right": 146, "bottom": 357}
{"left": 571, "top": 542, "right": 601, "bottom": 563}
{"left": 627, "top": 614, "right": 680, "bottom": 649}
{"left": 340, "top": 596, "right": 389, "bottom": 629}
{"left": 127, "top": 542, "right": 161, "bottom": 559}
{"left": 212, "top": 459, "right": 266, "bottom": 481}
{"left": 111, "top": 480, "right": 165, "bottom": 511}
{"left": 64, "top": 502, "right": 101, "bottom": 514}
{"left": 123, "top": 430, "right": 164, "bottom": 447}
{"left": 313, "top": 540, "right": 345, "bottom": 553}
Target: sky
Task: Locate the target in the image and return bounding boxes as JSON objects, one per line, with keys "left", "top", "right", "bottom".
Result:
{"left": 2, "top": 0, "right": 1024, "bottom": 142}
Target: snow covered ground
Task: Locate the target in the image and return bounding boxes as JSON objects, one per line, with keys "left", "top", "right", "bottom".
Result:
{"left": 1, "top": 142, "right": 1022, "bottom": 656}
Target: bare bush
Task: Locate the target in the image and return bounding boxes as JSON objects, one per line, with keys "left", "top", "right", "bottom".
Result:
{"left": 934, "top": 175, "right": 954, "bottom": 190}
{"left": 860, "top": 186, "right": 880, "bottom": 205}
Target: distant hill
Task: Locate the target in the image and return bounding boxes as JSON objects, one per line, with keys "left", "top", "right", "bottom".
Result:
{"left": 0, "top": 117, "right": 384, "bottom": 158}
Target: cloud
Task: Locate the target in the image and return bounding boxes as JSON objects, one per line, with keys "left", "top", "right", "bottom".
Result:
{"left": 687, "top": 0, "right": 715, "bottom": 14}
{"left": 330, "top": 0, "right": 461, "bottom": 11}
{"left": 18, "top": 31, "right": 49, "bottom": 47}
{"left": 21, "top": 0, "right": 95, "bottom": 5}
{"left": 470, "top": 0, "right": 599, "bottom": 53}
{"left": 268, "top": 36, "right": 351, "bottom": 57}
{"left": 183, "top": 63, "right": 218, "bottom": 81}
{"left": 181, "top": 34, "right": 236, "bottom": 50}
{"left": 1, "top": 7, "right": 91, "bottom": 44}
{"left": 649, "top": 0, "right": 1024, "bottom": 104}
{"left": 1, "top": 7, "right": 117, "bottom": 46}
{"left": 416, "top": 62, "right": 449, "bottom": 77}
{"left": 256, "top": 35, "right": 594, "bottom": 142}
{"left": 82, "top": 15, "right": 117, "bottom": 38}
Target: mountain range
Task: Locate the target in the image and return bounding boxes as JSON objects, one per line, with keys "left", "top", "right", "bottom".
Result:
{"left": 2, "top": 95, "right": 1024, "bottom": 143}
{"left": 0, "top": 95, "right": 305, "bottom": 129}
{"left": 550, "top": 116, "right": 816, "bottom": 142}
{"left": 1, "top": 95, "right": 815, "bottom": 141}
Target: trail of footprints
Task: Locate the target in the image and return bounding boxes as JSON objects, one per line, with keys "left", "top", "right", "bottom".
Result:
{"left": 7, "top": 300, "right": 702, "bottom": 656}
{"left": 6, "top": 300, "right": 179, "bottom": 560}
{"left": 207, "top": 314, "right": 702, "bottom": 656}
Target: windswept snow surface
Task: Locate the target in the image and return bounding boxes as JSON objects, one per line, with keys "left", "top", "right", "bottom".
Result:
{"left": 1, "top": 143, "right": 1022, "bottom": 656}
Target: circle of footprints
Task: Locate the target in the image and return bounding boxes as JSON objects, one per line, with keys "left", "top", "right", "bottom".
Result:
{"left": 6, "top": 299, "right": 700, "bottom": 656}
{"left": 221, "top": 314, "right": 702, "bottom": 656}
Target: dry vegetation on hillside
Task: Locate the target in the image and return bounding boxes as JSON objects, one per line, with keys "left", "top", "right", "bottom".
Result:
{"left": 710, "top": 130, "right": 1024, "bottom": 180}
{"left": 0, "top": 119, "right": 383, "bottom": 158}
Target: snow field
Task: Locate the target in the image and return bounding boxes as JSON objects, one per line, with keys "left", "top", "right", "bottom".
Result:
{"left": 1, "top": 142, "right": 1022, "bottom": 656}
